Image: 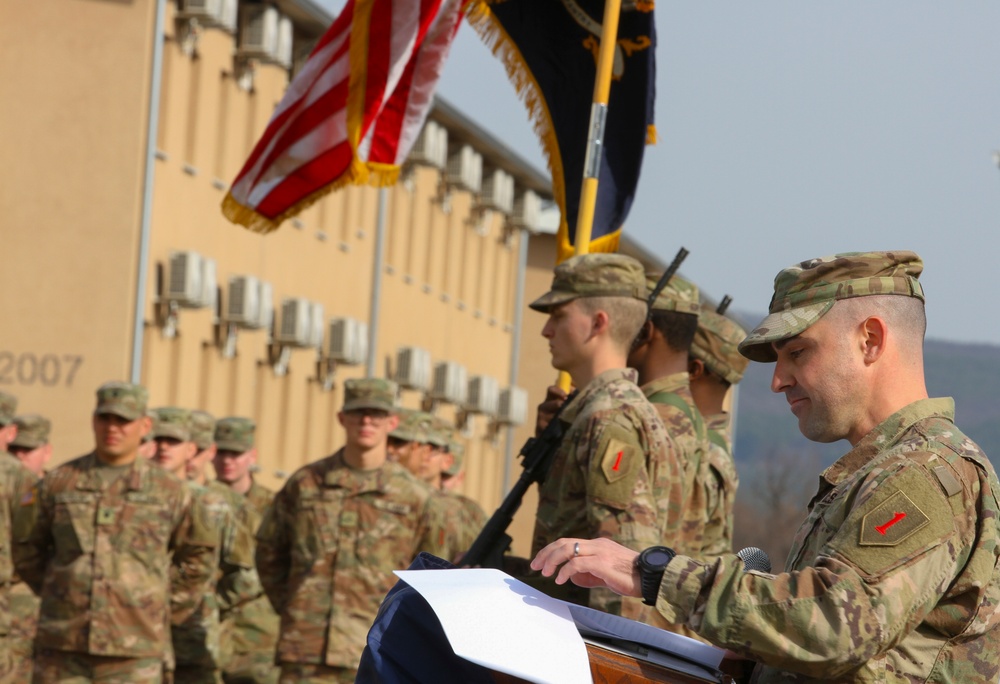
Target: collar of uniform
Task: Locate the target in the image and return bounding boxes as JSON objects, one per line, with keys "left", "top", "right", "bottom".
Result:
{"left": 704, "top": 412, "right": 731, "bottom": 432}
{"left": 76, "top": 452, "right": 146, "bottom": 491}
{"left": 321, "top": 448, "right": 390, "bottom": 493}
{"left": 560, "top": 367, "right": 639, "bottom": 425}
{"left": 640, "top": 371, "right": 692, "bottom": 400}
{"left": 819, "top": 397, "right": 956, "bottom": 488}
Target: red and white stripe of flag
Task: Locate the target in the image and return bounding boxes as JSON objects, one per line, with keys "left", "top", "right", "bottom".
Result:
{"left": 223, "top": 0, "right": 468, "bottom": 234}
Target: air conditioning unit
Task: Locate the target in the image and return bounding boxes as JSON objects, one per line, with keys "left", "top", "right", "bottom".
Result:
{"left": 480, "top": 169, "right": 514, "bottom": 214}
{"left": 225, "top": 275, "right": 260, "bottom": 327}
{"left": 308, "top": 302, "right": 324, "bottom": 348}
{"left": 179, "top": 0, "right": 224, "bottom": 24}
{"left": 327, "top": 317, "right": 368, "bottom": 366}
{"left": 510, "top": 189, "right": 542, "bottom": 231}
{"left": 167, "top": 251, "right": 204, "bottom": 307}
{"left": 408, "top": 121, "right": 448, "bottom": 169}
{"left": 497, "top": 387, "right": 528, "bottom": 426}
{"left": 276, "top": 298, "right": 312, "bottom": 347}
{"left": 466, "top": 375, "right": 500, "bottom": 416}
{"left": 275, "top": 15, "right": 294, "bottom": 68}
{"left": 218, "top": 0, "right": 238, "bottom": 32}
{"left": 395, "top": 347, "right": 431, "bottom": 391}
{"left": 257, "top": 280, "right": 274, "bottom": 330}
{"left": 200, "top": 257, "right": 218, "bottom": 312}
{"left": 431, "top": 362, "right": 467, "bottom": 404}
{"left": 446, "top": 145, "right": 482, "bottom": 193}
{"left": 239, "top": 4, "right": 280, "bottom": 62}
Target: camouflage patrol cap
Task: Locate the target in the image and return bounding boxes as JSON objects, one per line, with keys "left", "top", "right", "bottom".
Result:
{"left": 10, "top": 414, "right": 51, "bottom": 449}
{"left": 0, "top": 391, "right": 17, "bottom": 426}
{"left": 215, "top": 417, "right": 255, "bottom": 452}
{"left": 151, "top": 407, "right": 193, "bottom": 442}
{"left": 646, "top": 273, "right": 700, "bottom": 315}
{"left": 529, "top": 253, "right": 647, "bottom": 313}
{"left": 95, "top": 381, "right": 148, "bottom": 421}
{"left": 343, "top": 378, "right": 397, "bottom": 412}
{"left": 190, "top": 410, "right": 216, "bottom": 450}
{"left": 691, "top": 310, "right": 749, "bottom": 385}
{"left": 390, "top": 408, "right": 433, "bottom": 443}
{"left": 739, "top": 251, "right": 925, "bottom": 363}
{"left": 427, "top": 418, "right": 453, "bottom": 449}
{"left": 444, "top": 438, "right": 465, "bottom": 476}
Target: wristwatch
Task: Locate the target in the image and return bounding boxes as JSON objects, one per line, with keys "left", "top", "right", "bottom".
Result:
{"left": 636, "top": 545, "right": 675, "bottom": 606}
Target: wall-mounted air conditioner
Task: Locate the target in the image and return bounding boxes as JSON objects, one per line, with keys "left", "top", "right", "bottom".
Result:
{"left": 239, "top": 5, "right": 281, "bottom": 63}
{"left": 276, "top": 298, "right": 313, "bottom": 347}
{"left": 275, "top": 15, "right": 294, "bottom": 68}
{"left": 199, "top": 257, "right": 218, "bottom": 312}
{"left": 431, "top": 361, "right": 468, "bottom": 404}
{"left": 480, "top": 169, "right": 514, "bottom": 214}
{"left": 178, "top": 0, "right": 224, "bottom": 24}
{"left": 408, "top": 121, "right": 448, "bottom": 170}
{"left": 497, "top": 387, "right": 528, "bottom": 426}
{"left": 167, "top": 251, "right": 204, "bottom": 307}
{"left": 446, "top": 145, "right": 483, "bottom": 193}
{"left": 466, "top": 375, "right": 500, "bottom": 416}
{"left": 307, "top": 302, "right": 324, "bottom": 348}
{"left": 395, "top": 346, "right": 431, "bottom": 391}
{"left": 510, "top": 189, "right": 542, "bottom": 232}
{"left": 327, "top": 317, "right": 368, "bottom": 366}
{"left": 225, "top": 275, "right": 272, "bottom": 329}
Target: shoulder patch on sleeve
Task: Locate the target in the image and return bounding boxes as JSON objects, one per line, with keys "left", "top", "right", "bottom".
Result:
{"left": 830, "top": 465, "right": 955, "bottom": 577}
{"left": 588, "top": 423, "right": 644, "bottom": 509}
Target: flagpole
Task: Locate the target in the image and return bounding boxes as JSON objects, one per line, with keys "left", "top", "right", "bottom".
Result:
{"left": 366, "top": 187, "right": 389, "bottom": 378}
{"left": 558, "top": 0, "right": 624, "bottom": 391}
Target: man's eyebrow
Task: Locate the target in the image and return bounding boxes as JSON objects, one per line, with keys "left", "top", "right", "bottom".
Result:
{"left": 773, "top": 335, "right": 802, "bottom": 351}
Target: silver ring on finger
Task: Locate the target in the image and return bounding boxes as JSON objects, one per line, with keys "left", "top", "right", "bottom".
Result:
{"left": 574, "top": 542, "right": 580, "bottom": 557}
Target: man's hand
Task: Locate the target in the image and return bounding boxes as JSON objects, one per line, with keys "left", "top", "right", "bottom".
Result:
{"left": 530, "top": 537, "right": 643, "bottom": 599}
{"left": 535, "top": 385, "right": 570, "bottom": 436}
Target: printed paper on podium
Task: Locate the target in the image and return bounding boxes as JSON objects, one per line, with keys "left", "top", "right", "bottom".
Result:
{"left": 395, "top": 568, "right": 725, "bottom": 684}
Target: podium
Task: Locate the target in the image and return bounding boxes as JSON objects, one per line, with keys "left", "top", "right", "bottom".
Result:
{"left": 491, "top": 642, "right": 756, "bottom": 684}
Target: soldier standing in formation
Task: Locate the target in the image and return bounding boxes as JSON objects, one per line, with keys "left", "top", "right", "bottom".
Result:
{"left": 439, "top": 438, "right": 487, "bottom": 544}
{"left": 212, "top": 417, "right": 280, "bottom": 684}
{"left": 255, "top": 378, "right": 450, "bottom": 683}
{"left": 687, "top": 308, "right": 748, "bottom": 559}
{"left": 1, "top": 392, "right": 38, "bottom": 684}
{"left": 534, "top": 251, "right": 1000, "bottom": 682}
{"left": 14, "top": 382, "right": 217, "bottom": 683}
{"left": 518, "top": 253, "right": 684, "bottom": 620}
{"left": 6, "top": 414, "right": 51, "bottom": 683}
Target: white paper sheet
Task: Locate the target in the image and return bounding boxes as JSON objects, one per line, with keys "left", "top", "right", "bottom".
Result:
{"left": 395, "top": 568, "right": 593, "bottom": 684}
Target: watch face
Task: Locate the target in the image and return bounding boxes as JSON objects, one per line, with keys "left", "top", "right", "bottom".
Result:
{"left": 643, "top": 548, "right": 672, "bottom": 566}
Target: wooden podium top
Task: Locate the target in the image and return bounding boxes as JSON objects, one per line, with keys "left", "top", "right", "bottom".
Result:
{"left": 491, "top": 641, "right": 755, "bottom": 684}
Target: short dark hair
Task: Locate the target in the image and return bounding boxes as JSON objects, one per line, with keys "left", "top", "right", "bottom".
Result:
{"left": 649, "top": 310, "right": 698, "bottom": 353}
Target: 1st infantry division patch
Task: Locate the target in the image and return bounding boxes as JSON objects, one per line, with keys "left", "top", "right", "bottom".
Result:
{"left": 859, "top": 490, "right": 930, "bottom": 547}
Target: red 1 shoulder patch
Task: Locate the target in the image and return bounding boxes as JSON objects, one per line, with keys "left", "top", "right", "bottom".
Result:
{"left": 859, "top": 491, "right": 930, "bottom": 546}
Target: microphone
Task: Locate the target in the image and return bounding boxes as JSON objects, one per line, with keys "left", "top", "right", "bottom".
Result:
{"left": 737, "top": 546, "right": 771, "bottom": 573}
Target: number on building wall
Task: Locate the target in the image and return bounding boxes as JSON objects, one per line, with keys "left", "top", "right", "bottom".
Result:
{"left": 0, "top": 352, "right": 84, "bottom": 387}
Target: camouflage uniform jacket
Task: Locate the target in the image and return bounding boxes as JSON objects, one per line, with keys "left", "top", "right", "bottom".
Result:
{"left": 13, "top": 453, "right": 216, "bottom": 659}
{"left": 654, "top": 398, "right": 1000, "bottom": 682}
{"left": 255, "top": 450, "right": 449, "bottom": 669}
{"left": 227, "top": 479, "right": 279, "bottom": 658}
{"left": 531, "top": 368, "right": 683, "bottom": 619}
{"left": 449, "top": 491, "right": 487, "bottom": 542}
{"left": 700, "top": 413, "right": 738, "bottom": 560}
{"left": 0, "top": 454, "right": 37, "bottom": 673}
{"left": 641, "top": 372, "right": 710, "bottom": 557}
{"left": 172, "top": 480, "right": 260, "bottom": 669}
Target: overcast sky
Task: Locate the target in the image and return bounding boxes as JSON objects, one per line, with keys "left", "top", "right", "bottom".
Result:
{"left": 318, "top": 1, "right": 1000, "bottom": 346}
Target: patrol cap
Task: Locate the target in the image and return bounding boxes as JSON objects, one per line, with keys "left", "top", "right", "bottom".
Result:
{"left": 427, "top": 418, "right": 453, "bottom": 449}
{"left": 0, "top": 391, "right": 17, "bottom": 426}
{"left": 390, "top": 408, "right": 433, "bottom": 444}
{"left": 444, "top": 438, "right": 464, "bottom": 477}
{"left": 215, "top": 417, "right": 255, "bottom": 453}
{"left": 343, "top": 378, "right": 397, "bottom": 412}
{"left": 190, "top": 410, "right": 216, "bottom": 450}
{"left": 646, "top": 273, "right": 700, "bottom": 315}
{"left": 739, "top": 251, "right": 925, "bottom": 363}
{"left": 691, "top": 310, "right": 749, "bottom": 385}
{"left": 529, "top": 253, "right": 647, "bottom": 313}
{"left": 151, "top": 407, "right": 193, "bottom": 442}
{"left": 95, "top": 381, "right": 148, "bottom": 421}
{"left": 10, "top": 414, "right": 51, "bottom": 449}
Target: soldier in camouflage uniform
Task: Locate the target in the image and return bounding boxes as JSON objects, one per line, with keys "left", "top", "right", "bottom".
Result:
{"left": 688, "top": 308, "right": 748, "bottom": 560}
{"left": 13, "top": 382, "right": 218, "bottom": 684}
{"left": 212, "top": 417, "right": 279, "bottom": 684}
{"left": 150, "top": 407, "right": 261, "bottom": 684}
{"left": 440, "top": 438, "right": 487, "bottom": 542}
{"left": 0, "top": 392, "right": 38, "bottom": 684}
{"left": 6, "top": 414, "right": 51, "bottom": 683}
{"left": 256, "top": 379, "right": 450, "bottom": 683}
{"left": 627, "top": 274, "right": 710, "bottom": 559}
{"left": 533, "top": 251, "right": 1000, "bottom": 682}
{"left": 520, "top": 253, "right": 683, "bottom": 621}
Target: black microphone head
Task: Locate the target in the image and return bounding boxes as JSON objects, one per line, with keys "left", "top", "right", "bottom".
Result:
{"left": 737, "top": 546, "right": 772, "bottom": 574}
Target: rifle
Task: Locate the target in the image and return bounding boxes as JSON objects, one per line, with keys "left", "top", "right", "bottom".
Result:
{"left": 462, "top": 391, "right": 577, "bottom": 568}
{"left": 716, "top": 295, "right": 733, "bottom": 315}
{"left": 645, "top": 247, "right": 689, "bottom": 314}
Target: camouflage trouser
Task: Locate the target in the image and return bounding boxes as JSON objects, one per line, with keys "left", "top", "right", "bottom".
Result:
{"left": 223, "top": 652, "right": 279, "bottom": 684}
{"left": 32, "top": 650, "right": 163, "bottom": 684}
{"left": 174, "top": 664, "right": 223, "bottom": 683}
{"left": 277, "top": 663, "right": 355, "bottom": 684}
{"left": 8, "top": 642, "right": 34, "bottom": 684}
{"left": 0, "top": 646, "right": 10, "bottom": 684}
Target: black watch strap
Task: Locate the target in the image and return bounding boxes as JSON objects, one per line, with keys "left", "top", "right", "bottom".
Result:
{"left": 637, "top": 546, "right": 674, "bottom": 606}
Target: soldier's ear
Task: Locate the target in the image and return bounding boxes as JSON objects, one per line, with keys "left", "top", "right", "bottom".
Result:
{"left": 688, "top": 357, "right": 705, "bottom": 380}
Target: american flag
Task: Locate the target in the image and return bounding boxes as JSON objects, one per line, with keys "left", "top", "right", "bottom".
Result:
{"left": 223, "top": 0, "right": 469, "bottom": 234}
